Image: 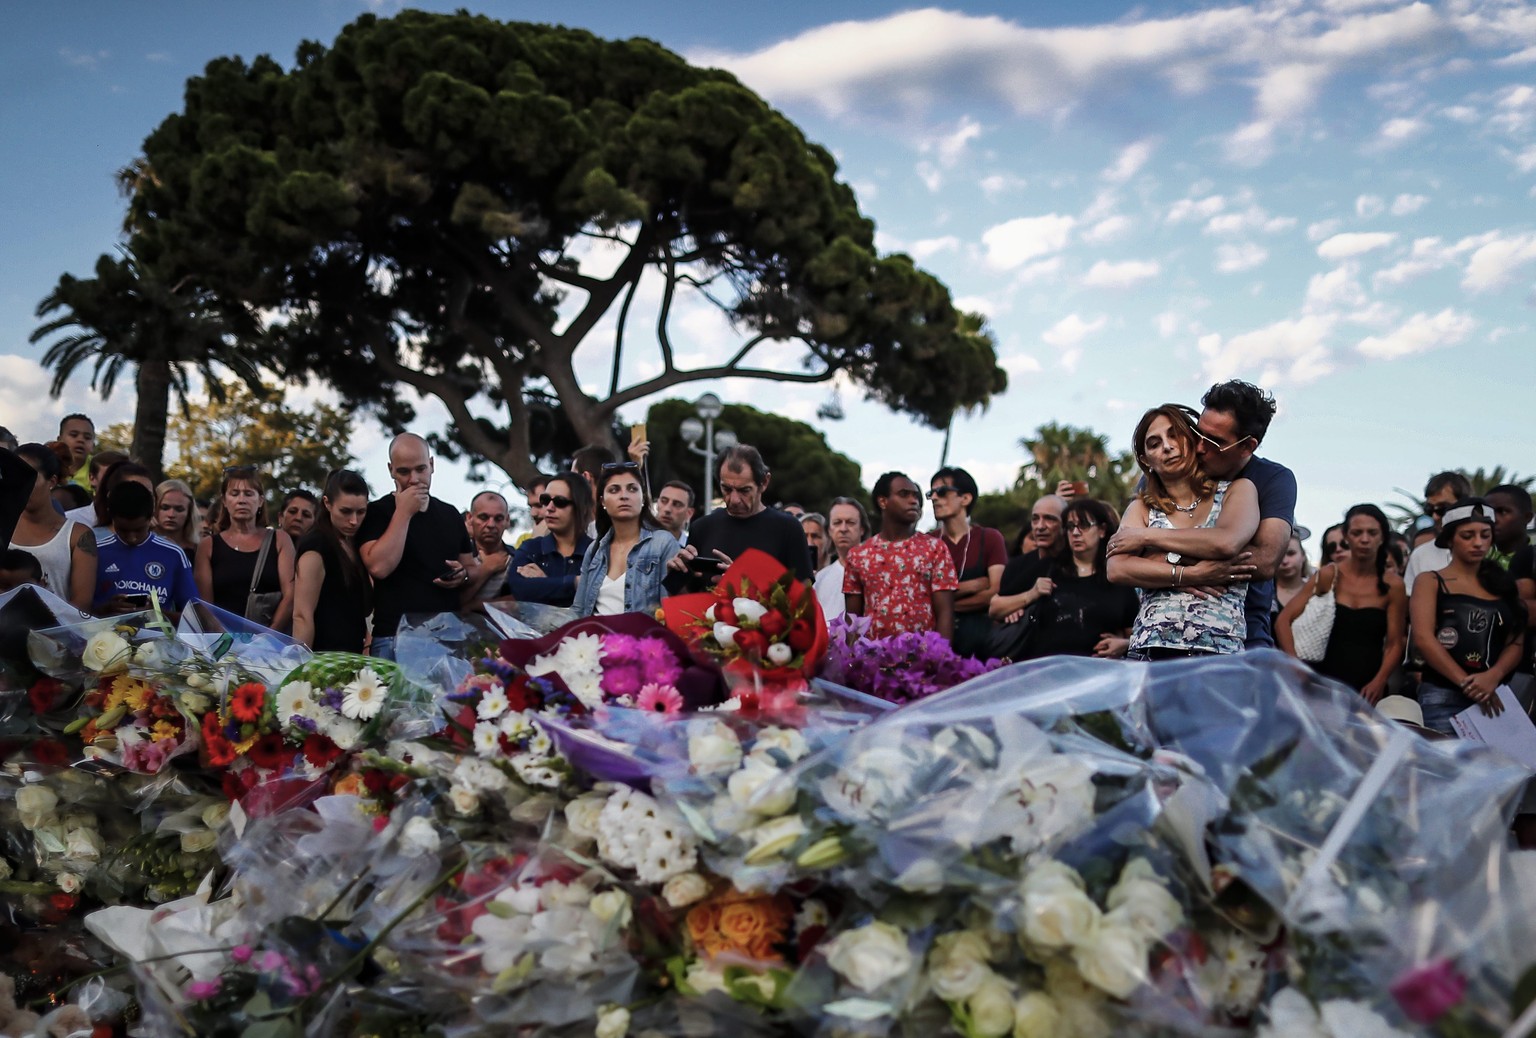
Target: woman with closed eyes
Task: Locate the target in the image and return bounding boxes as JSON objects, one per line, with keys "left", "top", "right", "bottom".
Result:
{"left": 504, "top": 471, "right": 594, "bottom": 607}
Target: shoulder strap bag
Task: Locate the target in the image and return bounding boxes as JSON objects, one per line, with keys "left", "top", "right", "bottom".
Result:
{"left": 1291, "top": 564, "right": 1337, "bottom": 663}
{"left": 244, "top": 529, "right": 282, "bottom": 628}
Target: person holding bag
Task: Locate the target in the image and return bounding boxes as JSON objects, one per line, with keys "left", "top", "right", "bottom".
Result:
{"left": 1277, "top": 504, "right": 1406, "bottom": 702}
{"left": 195, "top": 465, "right": 294, "bottom": 629}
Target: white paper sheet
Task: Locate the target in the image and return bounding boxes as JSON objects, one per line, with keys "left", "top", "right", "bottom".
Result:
{"left": 1451, "top": 685, "right": 1536, "bottom": 771}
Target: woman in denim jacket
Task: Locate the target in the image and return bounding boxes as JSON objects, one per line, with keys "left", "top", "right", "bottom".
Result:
{"left": 573, "top": 462, "right": 681, "bottom": 617}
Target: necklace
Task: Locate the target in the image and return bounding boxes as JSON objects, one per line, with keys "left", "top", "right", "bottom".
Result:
{"left": 1171, "top": 496, "right": 1202, "bottom": 516}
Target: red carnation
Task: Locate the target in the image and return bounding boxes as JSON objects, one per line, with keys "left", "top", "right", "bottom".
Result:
{"left": 759, "top": 611, "right": 789, "bottom": 638}
{"left": 735, "top": 629, "right": 769, "bottom": 660}
{"left": 504, "top": 679, "right": 534, "bottom": 713}
{"left": 787, "top": 619, "right": 815, "bottom": 653}
{"left": 714, "top": 601, "right": 738, "bottom": 626}
{"left": 362, "top": 769, "right": 390, "bottom": 795}
{"left": 246, "top": 733, "right": 294, "bottom": 771}
{"left": 302, "top": 733, "right": 344, "bottom": 769}
{"left": 230, "top": 682, "right": 266, "bottom": 724}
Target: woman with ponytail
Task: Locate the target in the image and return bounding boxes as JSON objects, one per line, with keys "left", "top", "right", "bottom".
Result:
{"left": 292, "top": 470, "right": 373, "bottom": 651}
{"left": 1278, "top": 504, "right": 1405, "bottom": 700}
{"left": 1410, "top": 499, "right": 1526, "bottom": 736}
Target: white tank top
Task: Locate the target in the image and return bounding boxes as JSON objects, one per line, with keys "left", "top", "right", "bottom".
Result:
{"left": 9, "top": 519, "right": 78, "bottom": 596}
{"left": 594, "top": 573, "right": 626, "bottom": 616}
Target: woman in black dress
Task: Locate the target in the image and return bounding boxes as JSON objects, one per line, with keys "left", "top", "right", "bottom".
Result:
{"left": 1277, "top": 504, "right": 1406, "bottom": 702}
{"left": 1412, "top": 499, "right": 1526, "bottom": 736}
{"left": 194, "top": 465, "right": 295, "bottom": 628}
{"left": 292, "top": 469, "right": 372, "bottom": 652}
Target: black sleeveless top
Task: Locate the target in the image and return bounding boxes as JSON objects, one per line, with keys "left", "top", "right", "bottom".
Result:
{"left": 209, "top": 531, "right": 283, "bottom": 617}
{"left": 1316, "top": 604, "right": 1388, "bottom": 691}
{"left": 1422, "top": 574, "right": 1519, "bottom": 690}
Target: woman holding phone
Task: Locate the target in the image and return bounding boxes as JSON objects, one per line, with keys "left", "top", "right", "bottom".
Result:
{"left": 573, "top": 462, "right": 680, "bottom": 617}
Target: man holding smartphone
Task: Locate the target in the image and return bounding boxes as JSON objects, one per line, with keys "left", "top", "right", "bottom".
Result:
{"left": 358, "top": 433, "right": 476, "bottom": 660}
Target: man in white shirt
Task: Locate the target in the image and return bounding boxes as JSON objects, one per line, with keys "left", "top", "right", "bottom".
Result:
{"left": 814, "top": 496, "right": 870, "bottom": 622}
{"left": 1402, "top": 471, "right": 1473, "bottom": 595}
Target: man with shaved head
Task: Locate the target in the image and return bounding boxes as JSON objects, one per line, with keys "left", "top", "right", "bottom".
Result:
{"left": 358, "top": 433, "right": 475, "bottom": 659}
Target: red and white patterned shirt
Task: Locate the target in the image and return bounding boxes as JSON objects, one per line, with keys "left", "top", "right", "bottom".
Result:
{"left": 842, "top": 533, "right": 959, "bottom": 639}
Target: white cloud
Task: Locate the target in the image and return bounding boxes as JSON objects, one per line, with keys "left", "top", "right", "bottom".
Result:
{"left": 694, "top": 2, "right": 1450, "bottom": 139}
{"left": 952, "top": 294, "right": 999, "bottom": 318}
{"left": 1014, "top": 257, "right": 1064, "bottom": 284}
{"left": 1316, "top": 231, "right": 1397, "bottom": 260}
{"left": 1224, "top": 120, "right": 1277, "bottom": 166}
{"left": 1102, "top": 138, "right": 1156, "bottom": 182}
{"left": 1155, "top": 311, "right": 1182, "bottom": 338}
{"left": 1374, "top": 116, "right": 1428, "bottom": 145}
{"left": 908, "top": 235, "right": 961, "bottom": 260}
{"left": 1389, "top": 192, "right": 1428, "bottom": 214}
{"left": 923, "top": 115, "right": 984, "bottom": 167}
{"left": 59, "top": 48, "right": 109, "bottom": 70}
{"left": 916, "top": 162, "right": 943, "bottom": 192}
{"left": 1513, "top": 144, "right": 1536, "bottom": 172}
{"left": 1081, "top": 258, "right": 1161, "bottom": 288}
{"left": 1440, "top": 103, "right": 1479, "bottom": 122}
{"left": 978, "top": 173, "right": 1027, "bottom": 198}
{"left": 1081, "top": 215, "right": 1132, "bottom": 244}
{"left": 1167, "top": 194, "right": 1226, "bottom": 224}
{"left": 1355, "top": 194, "right": 1385, "bottom": 217}
{"left": 981, "top": 214, "right": 1075, "bottom": 270}
{"left": 1215, "top": 242, "right": 1269, "bottom": 273}
{"left": 1204, "top": 205, "right": 1296, "bottom": 235}
{"left": 1461, "top": 232, "right": 1536, "bottom": 291}
{"left": 1305, "top": 265, "right": 1367, "bottom": 310}
{"left": 1307, "top": 218, "right": 1344, "bottom": 242}
{"left": 1042, "top": 313, "right": 1107, "bottom": 347}
{"left": 1197, "top": 315, "right": 1337, "bottom": 385}
{"left": 1356, "top": 309, "right": 1477, "bottom": 359}
{"left": 1000, "top": 351, "right": 1043, "bottom": 378}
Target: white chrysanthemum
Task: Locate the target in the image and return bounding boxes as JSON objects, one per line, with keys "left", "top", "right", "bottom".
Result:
{"left": 341, "top": 667, "right": 387, "bottom": 720}
{"left": 565, "top": 672, "right": 605, "bottom": 710}
{"left": 276, "top": 682, "right": 315, "bottom": 724}
{"left": 513, "top": 755, "right": 563, "bottom": 789}
{"left": 525, "top": 652, "right": 559, "bottom": 678}
{"left": 555, "top": 632, "right": 604, "bottom": 674}
{"left": 525, "top": 725, "right": 553, "bottom": 757}
{"left": 472, "top": 721, "right": 502, "bottom": 756}
{"left": 454, "top": 757, "right": 510, "bottom": 792}
{"left": 476, "top": 687, "right": 509, "bottom": 720}
{"left": 499, "top": 710, "right": 532, "bottom": 738}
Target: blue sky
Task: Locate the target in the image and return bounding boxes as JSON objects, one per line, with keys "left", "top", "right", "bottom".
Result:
{"left": 3, "top": 0, "right": 1534, "bottom": 550}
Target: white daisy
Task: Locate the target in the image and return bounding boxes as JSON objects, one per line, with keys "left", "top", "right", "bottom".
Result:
{"left": 499, "top": 710, "right": 531, "bottom": 738}
{"left": 341, "top": 667, "right": 386, "bottom": 721}
{"left": 276, "top": 681, "right": 315, "bottom": 724}
{"left": 326, "top": 717, "right": 362, "bottom": 751}
{"left": 472, "top": 721, "right": 502, "bottom": 756}
{"left": 476, "top": 687, "right": 509, "bottom": 720}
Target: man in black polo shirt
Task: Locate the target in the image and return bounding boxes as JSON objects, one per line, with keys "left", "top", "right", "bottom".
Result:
{"left": 668, "top": 444, "right": 812, "bottom": 588}
{"left": 1106, "top": 380, "right": 1297, "bottom": 650}
{"left": 358, "top": 433, "right": 475, "bottom": 660}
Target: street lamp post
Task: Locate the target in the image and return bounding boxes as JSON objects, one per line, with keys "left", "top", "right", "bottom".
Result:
{"left": 679, "top": 392, "right": 736, "bottom": 508}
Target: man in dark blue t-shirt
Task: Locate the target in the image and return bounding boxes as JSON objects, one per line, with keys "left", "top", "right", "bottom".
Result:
{"left": 1107, "top": 381, "right": 1296, "bottom": 649}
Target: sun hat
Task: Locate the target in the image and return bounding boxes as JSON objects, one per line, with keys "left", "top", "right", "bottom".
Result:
{"left": 1376, "top": 695, "right": 1424, "bottom": 727}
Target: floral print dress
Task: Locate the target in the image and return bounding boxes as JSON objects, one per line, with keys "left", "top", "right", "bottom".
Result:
{"left": 1128, "top": 481, "right": 1248, "bottom": 656}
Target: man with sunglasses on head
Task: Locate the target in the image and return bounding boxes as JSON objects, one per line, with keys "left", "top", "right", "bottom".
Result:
{"left": 668, "top": 444, "right": 813, "bottom": 589}
{"left": 358, "top": 433, "right": 476, "bottom": 660}
{"left": 1107, "top": 380, "right": 1297, "bottom": 649}
{"left": 1401, "top": 471, "right": 1474, "bottom": 596}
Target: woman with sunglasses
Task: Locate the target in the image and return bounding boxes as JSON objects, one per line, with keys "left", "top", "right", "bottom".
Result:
{"left": 1277, "top": 504, "right": 1406, "bottom": 702}
{"left": 505, "top": 471, "right": 594, "bottom": 607}
{"left": 573, "top": 462, "right": 680, "bottom": 617}
{"left": 1107, "top": 404, "right": 1259, "bottom": 658}
{"left": 994, "top": 498, "right": 1137, "bottom": 660}
{"left": 1411, "top": 499, "right": 1526, "bottom": 735}
{"left": 194, "top": 465, "right": 295, "bottom": 629}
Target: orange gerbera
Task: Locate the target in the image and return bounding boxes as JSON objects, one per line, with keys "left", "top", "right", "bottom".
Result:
{"left": 230, "top": 682, "right": 266, "bottom": 724}
{"left": 685, "top": 891, "right": 793, "bottom": 962}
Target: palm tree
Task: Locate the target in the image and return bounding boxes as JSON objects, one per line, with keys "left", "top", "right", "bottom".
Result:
{"left": 29, "top": 241, "right": 264, "bottom": 478}
{"left": 1017, "top": 422, "right": 1137, "bottom": 509}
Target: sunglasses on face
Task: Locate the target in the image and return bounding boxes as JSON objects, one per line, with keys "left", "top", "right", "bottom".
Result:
{"left": 1064, "top": 522, "right": 1100, "bottom": 533}
{"left": 927, "top": 486, "right": 959, "bottom": 500}
{"left": 538, "top": 494, "right": 573, "bottom": 509}
{"left": 1427, "top": 504, "right": 1452, "bottom": 516}
{"left": 602, "top": 461, "right": 640, "bottom": 474}
{"left": 1190, "top": 427, "right": 1251, "bottom": 454}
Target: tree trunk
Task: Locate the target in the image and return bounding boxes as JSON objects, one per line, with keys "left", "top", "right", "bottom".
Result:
{"left": 132, "top": 357, "right": 172, "bottom": 481}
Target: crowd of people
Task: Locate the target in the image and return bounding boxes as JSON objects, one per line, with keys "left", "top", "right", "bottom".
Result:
{"left": 3, "top": 378, "right": 1532, "bottom": 747}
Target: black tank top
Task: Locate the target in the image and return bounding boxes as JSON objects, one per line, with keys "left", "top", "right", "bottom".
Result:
{"left": 209, "top": 531, "right": 282, "bottom": 617}
{"left": 1422, "top": 574, "right": 1518, "bottom": 689}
